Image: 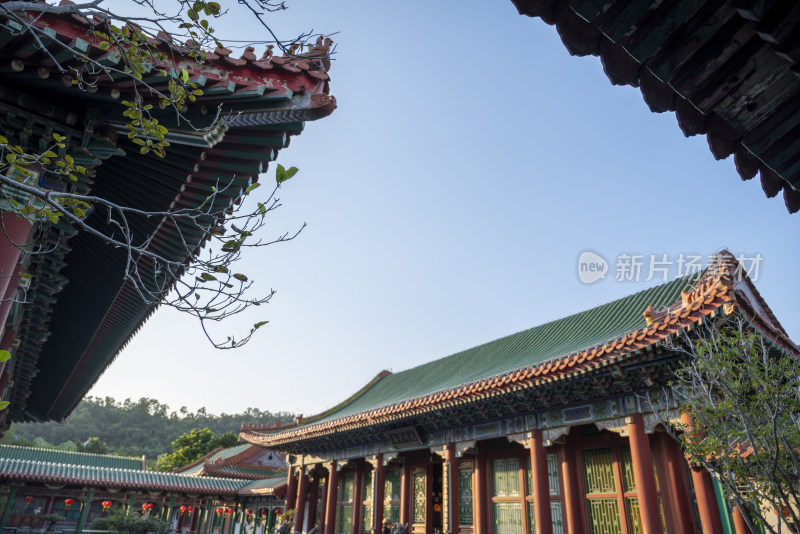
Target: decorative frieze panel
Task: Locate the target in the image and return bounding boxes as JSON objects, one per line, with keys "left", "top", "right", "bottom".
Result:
{"left": 301, "top": 390, "right": 679, "bottom": 461}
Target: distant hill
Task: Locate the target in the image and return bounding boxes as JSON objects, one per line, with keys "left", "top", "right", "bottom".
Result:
{"left": 1, "top": 396, "right": 294, "bottom": 460}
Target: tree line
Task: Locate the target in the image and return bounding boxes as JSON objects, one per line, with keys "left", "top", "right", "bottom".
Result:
{"left": 1, "top": 396, "right": 294, "bottom": 461}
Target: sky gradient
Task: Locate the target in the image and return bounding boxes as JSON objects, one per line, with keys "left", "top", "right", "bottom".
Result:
{"left": 87, "top": 0, "right": 800, "bottom": 418}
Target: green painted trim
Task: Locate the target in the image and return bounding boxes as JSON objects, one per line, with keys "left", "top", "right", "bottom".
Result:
{"left": 76, "top": 488, "right": 94, "bottom": 534}
{"left": 127, "top": 492, "right": 136, "bottom": 518}
{"left": 0, "top": 486, "right": 18, "bottom": 530}
{"left": 209, "top": 505, "right": 219, "bottom": 534}
{"left": 712, "top": 477, "right": 733, "bottom": 534}
{"left": 167, "top": 495, "right": 176, "bottom": 524}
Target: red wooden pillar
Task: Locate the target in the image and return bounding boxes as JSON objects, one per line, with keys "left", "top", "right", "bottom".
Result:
{"left": 445, "top": 444, "right": 459, "bottom": 534}
{"left": 352, "top": 463, "right": 363, "bottom": 534}
{"left": 399, "top": 462, "right": 409, "bottom": 526}
{"left": 626, "top": 414, "right": 661, "bottom": 534}
{"left": 318, "top": 473, "right": 328, "bottom": 533}
{"left": 308, "top": 474, "right": 320, "bottom": 530}
{"left": 191, "top": 507, "right": 200, "bottom": 532}
{"left": 324, "top": 462, "right": 339, "bottom": 534}
{"left": 682, "top": 413, "right": 724, "bottom": 534}
{"left": 560, "top": 439, "right": 582, "bottom": 534}
{"left": 732, "top": 505, "right": 751, "bottom": 534}
{"left": 529, "top": 430, "right": 552, "bottom": 534}
{"left": 295, "top": 468, "right": 309, "bottom": 533}
{"left": 691, "top": 467, "right": 724, "bottom": 534}
{"left": 286, "top": 466, "right": 298, "bottom": 511}
{"left": 657, "top": 432, "right": 696, "bottom": 534}
{"left": 474, "top": 447, "right": 486, "bottom": 534}
{"left": 0, "top": 214, "right": 31, "bottom": 333}
{"left": 373, "top": 455, "right": 385, "bottom": 534}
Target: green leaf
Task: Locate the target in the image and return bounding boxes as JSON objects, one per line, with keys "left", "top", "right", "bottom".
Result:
{"left": 0, "top": 350, "right": 10, "bottom": 363}
{"left": 233, "top": 273, "right": 248, "bottom": 282}
{"left": 284, "top": 166, "right": 299, "bottom": 180}
{"left": 0, "top": 135, "right": 8, "bottom": 144}
{"left": 181, "top": 69, "right": 190, "bottom": 83}
{"left": 0, "top": 401, "right": 9, "bottom": 411}
{"left": 200, "top": 272, "right": 217, "bottom": 281}
{"left": 275, "top": 163, "right": 285, "bottom": 183}
{"left": 253, "top": 321, "right": 268, "bottom": 330}
{"left": 245, "top": 182, "right": 260, "bottom": 194}
{"left": 99, "top": 41, "right": 110, "bottom": 50}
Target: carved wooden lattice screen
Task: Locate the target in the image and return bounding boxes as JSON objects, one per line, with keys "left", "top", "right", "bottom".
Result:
{"left": 582, "top": 448, "right": 622, "bottom": 534}
{"left": 338, "top": 471, "right": 355, "bottom": 534}
{"left": 412, "top": 470, "right": 425, "bottom": 525}
{"left": 384, "top": 468, "right": 401, "bottom": 523}
{"left": 362, "top": 466, "right": 373, "bottom": 534}
{"left": 458, "top": 462, "right": 473, "bottom": 526}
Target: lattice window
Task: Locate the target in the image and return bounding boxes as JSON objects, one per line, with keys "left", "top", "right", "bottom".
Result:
{"left": 583, "top": 448, "right": 616, "bottom": 494}
{"left": 492, "top": 458, "right": 521, "bottom": 497}
{"left": 412, "top": 472, "right": 425, "bottom": 524}
{"left": 339, "top": 471, "right": 355, "bottom": 534}
{"left": 362, "top": 467, "right": 373, "bottom": 534}
{"left": 384, "top": 469, "right": 400, "bottom": 523}
{"left": 492, "top": 502, "right": 523, "bottom": 534}
{"left": 459, "top": 467, "right": 473, "bottom": 525}
{"left": 587, "top": 499, "right": 622, "bottom": 534}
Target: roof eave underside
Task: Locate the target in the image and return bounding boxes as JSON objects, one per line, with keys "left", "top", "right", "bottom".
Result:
{"left": 511, "top": 0, "right": 800, "bottom": 213}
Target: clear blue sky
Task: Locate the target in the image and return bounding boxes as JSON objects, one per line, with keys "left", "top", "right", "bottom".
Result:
{"left": 88, "top": 0, "right": 800, "bottom": 418}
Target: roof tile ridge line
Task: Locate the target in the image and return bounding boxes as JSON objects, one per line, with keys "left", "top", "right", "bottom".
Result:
{"left": 29, "top": 11, "right": 331, "bottom": 80}
{"left": 203, "top": 464, "right": 276, "bottom": 480}
{"left": 216, "top": 444, "right": 264, "bottom": 466}
{"left": 260, "top": 277, "right": 735, "bottom": 443}
{"left": 290, "top": 370, "right": 393, "bottom": 427}
{"left": 275, "top": 274, "right": 722, "bottom": 431}
{"left": 172, "top": 446, "right": 226, "bottom": 473}
{"left": 0, "top": 444, "right": 141, "bottom": 462}
{"left": 353, "top": 272, "right": 704, "bottom": 388}
{"left": 270, "top": 276, "right": 704, "bottom": 434}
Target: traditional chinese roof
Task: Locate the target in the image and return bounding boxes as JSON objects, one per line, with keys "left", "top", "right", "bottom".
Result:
{"left": 174, "top": 443, "right": 287, "bottom": 480}
{"left": 237, "top": 477, "right": 287, "bottom": 496}
{"left": 241, "top": 251, "right": 797, "bottom": 453}
{"left": 0, "top": 457, "right": 248, "bottom": 494}
{"left": 0, "top": 4, "right": 335, "bottom": 424}
{"left": 0, "top": 444, "right": 143, "bottom": 470}
{"left": 510, "top": 0, "right": 800, "bottom": 213}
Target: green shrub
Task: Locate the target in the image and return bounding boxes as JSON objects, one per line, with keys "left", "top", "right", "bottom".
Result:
{"left": 89, "top": 518, "right": 111, "bottom": 530}
{"left": 108, "top": 516, "right": 170, "bottom": 534}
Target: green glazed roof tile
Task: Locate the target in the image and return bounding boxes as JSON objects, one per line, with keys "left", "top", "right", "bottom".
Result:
{"left": 0, "top": 444, "right": 143, "bottom": 470}
{"left": 0, "top": 457, "right": 251, "bottom": 494}
{"left": 309, "top": 274, "right": 700, "bottom": 425}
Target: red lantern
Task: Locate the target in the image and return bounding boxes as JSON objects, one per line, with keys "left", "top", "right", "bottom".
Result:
{"left": 261, "top": 510, "right": 267, "bottom": 516}
{"left": 64, "top": 499, "right": 75, "bottom": 511}
{"left": 225, "top": 508, "right": 233, "bottom": 515}
{"left": 188, "top": 506, "right": 194, "bottom": 516}
{"left": 180, "top": 506, "right": 187, "bottom": 515}
{"left": 25, "top": 497, "right": 33, "bottom": 504}
{"left": 247, "top": 510, "right": 253, "bottom": 516}
{"left": 216, "top": 508, "right": 224, "bottom": 516}
{"left": 102, "top": 501, "right": 113, "bottom": 511}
